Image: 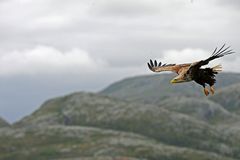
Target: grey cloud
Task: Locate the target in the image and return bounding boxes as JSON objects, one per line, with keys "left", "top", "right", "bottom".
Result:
{"left": 216, "top": 0, "right": 240, "bottom": 7}
{"left": 89, "top": 0, "right": 160, "bottom": 17}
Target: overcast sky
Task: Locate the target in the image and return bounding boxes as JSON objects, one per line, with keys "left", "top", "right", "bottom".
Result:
{"left": 0, "top": 0, "right": 239, "bottom": 122}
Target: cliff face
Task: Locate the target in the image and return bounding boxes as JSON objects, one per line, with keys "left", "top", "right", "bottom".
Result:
{"left": 1, "top": 73, "right": 240, "bottom": 160}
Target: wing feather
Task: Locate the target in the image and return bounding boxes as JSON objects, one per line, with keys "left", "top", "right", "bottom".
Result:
{"left": 190, "top": 44, "right": 235, "bottom": 69}
{"left": 147, "top": 59, "right": 190, "bottom": 74}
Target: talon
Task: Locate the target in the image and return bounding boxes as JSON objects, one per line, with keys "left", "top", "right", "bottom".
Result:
{"left": 210, "top": 86, "right": 215, "bottom": 95}
{"left": 204, "top": 88, "right": 209, "bottom": 96}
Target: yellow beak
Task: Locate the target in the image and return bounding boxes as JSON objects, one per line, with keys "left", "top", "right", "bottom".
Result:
{"left": 170, "top": 79, "right": 177, "bottom": 84}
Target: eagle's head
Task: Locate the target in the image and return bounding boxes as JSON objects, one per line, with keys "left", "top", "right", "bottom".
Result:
{"left": 170, "top": 74, "right": 192, "bottom": 84}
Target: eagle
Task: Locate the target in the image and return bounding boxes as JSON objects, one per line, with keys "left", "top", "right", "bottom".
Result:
{"left": 147, "top": 44, "right": 235, "bottom": 96}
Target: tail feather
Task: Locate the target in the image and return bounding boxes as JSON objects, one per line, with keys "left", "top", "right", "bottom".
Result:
{"left": 212, "top": 64, "right": 222, "bottom": 73}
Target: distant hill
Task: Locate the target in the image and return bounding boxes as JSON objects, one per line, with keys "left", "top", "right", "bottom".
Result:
{"left": 100, "top": 73, "right": 240, "bottom": 104}
{"left": 0, "top": 117, "right": 9, "bottom": 128}
{"left": 100, "top": 73, "right": 240, "bottom": 125}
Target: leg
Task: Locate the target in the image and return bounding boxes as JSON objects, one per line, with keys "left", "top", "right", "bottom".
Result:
{"left": 204, "top": 87, "right": 209, "bottom": 96}
{"left": 210, "top": 85, "right": 215, "bottom": 95}
{"left": 207, "top": 77, "right": 216, "bottom": 95}
{"left": 202, "top": 84, "right": 209, "bottom": 96}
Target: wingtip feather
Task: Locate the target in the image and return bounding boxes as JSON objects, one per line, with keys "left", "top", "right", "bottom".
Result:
{"left": 154, "top": 60, "right": 157, "bottom": 66}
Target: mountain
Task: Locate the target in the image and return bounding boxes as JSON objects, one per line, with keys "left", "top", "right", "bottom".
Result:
{"left": 15, "top": 92, "right": 240, "bottom": 159}
{"left": 100, "top": 73, "right": 240, "bottom": 104}
{"left": 0, "top": 117, "right": 9, "bottom": 128}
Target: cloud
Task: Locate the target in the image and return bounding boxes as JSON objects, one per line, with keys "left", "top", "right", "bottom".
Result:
{"left": 0, "top": 45, "right": 106, "bottom": 76}
{"left": 89, "top": 0, "right": 161, "bottom": 17}
{"left": 161, "top": 48, "right": 209, "bottom": 64}
{"left": 0, "top": 45, "right": 147, "bottom": 123}
{"left": 0, "top": 0, "right": 91, "bottom": 32}
{"left": 215, "top": 0, "right": 240, "bottom": 8}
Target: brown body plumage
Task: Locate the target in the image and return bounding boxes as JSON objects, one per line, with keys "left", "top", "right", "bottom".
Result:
{"left": 147, "top": 44, "right": 235, "bottom": 96}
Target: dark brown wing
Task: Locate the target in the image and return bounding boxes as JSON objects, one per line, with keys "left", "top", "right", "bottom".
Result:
{"left": 189, "top": 44, "right": 234, "bottom": 69}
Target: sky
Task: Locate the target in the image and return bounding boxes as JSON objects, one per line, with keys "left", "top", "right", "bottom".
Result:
{"left": 0, "top": 0, "right": 239, "bottom": 122}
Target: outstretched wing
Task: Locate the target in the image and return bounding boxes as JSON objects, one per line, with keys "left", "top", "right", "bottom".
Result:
{"left": 190, "top": 44, "right": 234, "bottom": 69}
{"left": 147, "top": 59, "right": 191, "bottom": 74}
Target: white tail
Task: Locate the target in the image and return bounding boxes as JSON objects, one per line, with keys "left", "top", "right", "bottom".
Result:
{"left": 212, "top": 64, "right": 222, "bottom": 73}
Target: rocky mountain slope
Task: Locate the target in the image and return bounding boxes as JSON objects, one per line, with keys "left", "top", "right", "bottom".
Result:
{"left": 14, "top": 91, "right": 240, "bottom": 159}
{"left": 158, "top": 96, "right": 239, "bottom": 124}
{"left": 1, "top": 72, "right": 240, "bottom": 160}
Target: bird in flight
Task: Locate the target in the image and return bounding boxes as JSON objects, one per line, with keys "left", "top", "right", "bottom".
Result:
{"left": 147, "top": 44, "right": 235, "bottom": 96}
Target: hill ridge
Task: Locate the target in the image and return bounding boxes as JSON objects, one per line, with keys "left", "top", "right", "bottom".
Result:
{"left": 0, "top": 117, "right": 9, "bottom": 128}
